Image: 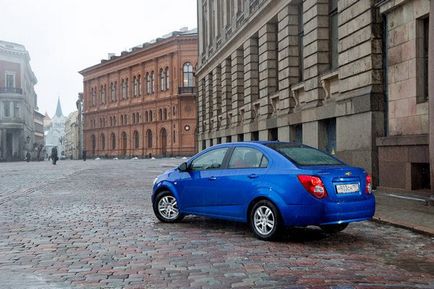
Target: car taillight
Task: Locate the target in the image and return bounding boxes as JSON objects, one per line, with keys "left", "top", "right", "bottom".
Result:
{"left": 366, "top": 175, "right": 372, "bottom": 194}
{"left": 297, "top": 175, "right": 328, "bottom": 199}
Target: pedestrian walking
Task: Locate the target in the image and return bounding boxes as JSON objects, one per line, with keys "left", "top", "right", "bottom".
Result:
{"left": 25, "top": 151, "right": 31, "bottom": 162}
{"left": 51, "top": 147, "right": 58, "bottom": 165}
{"left": 82, "top": 150, "right": 87, "bottom": 161}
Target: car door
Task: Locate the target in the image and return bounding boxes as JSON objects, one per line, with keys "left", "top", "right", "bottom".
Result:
{"left": 178, "top": 147, "right": 230, "bottom": 215}
{"left": 213, "top": 146, "right": 270, "bottom": 220}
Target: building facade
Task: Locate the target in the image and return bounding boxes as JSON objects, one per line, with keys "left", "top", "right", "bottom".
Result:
{"left": 197, "top": 0, "right": 385, "bottom": 185}
{"left": 80, "top": 30, "right": 197, "bottom": 158}
{"left": 0, "top": 40, "right": 38, "bottom": 161}
{"left": 376, "top": 0, "right": 431, "bottom": 192}
{"left": 33, "top": 110, "right": 45, "bottom": 160}
{"left": 64, "top": 111, "right": 80, "bottom": 159}
{"left": 44, "top": 98, "right": 66, "bottom": 158}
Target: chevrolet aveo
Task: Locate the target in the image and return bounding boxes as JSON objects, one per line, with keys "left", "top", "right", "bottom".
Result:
{"left": 152, "top": 142, "right": 375, "bottom": 240}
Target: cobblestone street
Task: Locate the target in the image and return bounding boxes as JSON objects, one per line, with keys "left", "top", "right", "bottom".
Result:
{"left": 0, "top": 159, "right": 433, "bottom": 289}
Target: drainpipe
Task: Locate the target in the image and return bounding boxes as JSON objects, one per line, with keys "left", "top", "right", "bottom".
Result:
{"left": 429, "top": 1, "right": 434, "bottom": 202}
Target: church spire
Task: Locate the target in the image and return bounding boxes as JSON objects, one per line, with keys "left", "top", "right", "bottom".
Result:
{"left": 55, "top": 97, "right": 63, "bottom": 117}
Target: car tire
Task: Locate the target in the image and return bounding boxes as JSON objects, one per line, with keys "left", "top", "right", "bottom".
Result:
{"left": 249, "top": 200, "right": 282, "bottom": 241}
{"left": 320, "top": 223, "right": 349, "bottom": 234}
{"left": 153, "top": 191, "right": 184, "bottom": 223}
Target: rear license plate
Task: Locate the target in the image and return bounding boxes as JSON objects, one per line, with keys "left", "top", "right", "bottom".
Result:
{"left": 336, "top": 183, "right": 359, "bottom": 194}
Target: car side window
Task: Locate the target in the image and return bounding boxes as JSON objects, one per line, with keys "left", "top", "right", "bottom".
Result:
{"left": 228, "top": 147, "right": 268, "bottom": 169}
{"left": 190, "top": 148, "right": 228, "bottom": 171}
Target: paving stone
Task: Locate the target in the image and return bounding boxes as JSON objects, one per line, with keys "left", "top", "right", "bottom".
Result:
{"left": 0, "top": 159, "right": 433, "bottom": 289}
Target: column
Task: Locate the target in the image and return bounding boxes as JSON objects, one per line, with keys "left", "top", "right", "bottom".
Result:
{"left": 231, "top": 48, "right": 244, "bottom": 125}
{"left": 277, "top": 4, "right": 299, "bottom": 112}
{"left": 258, "top": 22, "right": 278, "bottom": 117}
{"left": 243, "top": 36, "right": 259, "bottom": 122}
{"left": 220, "top": 57, "right": 232, "bottom": 128}
{"left": 212, "top": 65, "right": 221, "bottom": 129}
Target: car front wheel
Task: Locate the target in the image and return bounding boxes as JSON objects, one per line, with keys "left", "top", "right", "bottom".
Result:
{"left": 249, "top": 200, "right": 282, "bottom": 241}
{"left": 153, "top": 191, "right": 184, "bottom": 223}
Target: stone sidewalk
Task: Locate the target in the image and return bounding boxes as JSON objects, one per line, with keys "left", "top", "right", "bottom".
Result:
{"left": 374, "top": 189, "right": 434, "bottom": 235}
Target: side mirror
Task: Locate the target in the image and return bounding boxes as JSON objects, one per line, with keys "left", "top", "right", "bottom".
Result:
{"left": 178, "top": 162, "right": 189, "bottom": 172}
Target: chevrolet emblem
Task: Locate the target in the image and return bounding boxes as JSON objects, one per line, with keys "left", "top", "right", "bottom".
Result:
{"left": 345, "top": 171, "right": 352, "bottom": 176}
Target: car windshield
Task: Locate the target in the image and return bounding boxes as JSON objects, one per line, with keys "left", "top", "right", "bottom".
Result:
{"left": 266, "top": 143, "right": 343, "bottom": 166}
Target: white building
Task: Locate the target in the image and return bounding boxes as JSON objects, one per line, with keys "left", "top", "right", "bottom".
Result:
{"left": 44, "top": 98, "right": 66, "bottom": 157}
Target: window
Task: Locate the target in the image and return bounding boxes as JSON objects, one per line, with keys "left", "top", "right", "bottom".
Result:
{"left": 228, "top": 147, "right": 268, "bottom": 169}
{"left": 160, "top": 68, "right": 165, "bottom": 91}
{"left": 329, "top": 0, "right": 338, "bottom": 70}
{"left": 137, "top": 75, "right": 141, "bottom": 96}
{"left": 111, "top": 133, "right": 116, "bottom": 150}
{"left": 417, "top": 16, "right": 429, "bottom": 103}
{"left": 165, "top": 67, "right": 170, "bottom": 90}
{"left": 101, "top": 134, "right": 105, "bottom": 150}
{"left": 267, "top": 143, "right": 343, "bottom": 166}
{"left": 151, "top": 71, "right": 155, "bottom": 93}
{"left": 191, "top": 148, "right": 228, "bottom": 170}
{"left": 146, "top": 129, "right": 153, "bottom": 148}
{"left": 5, "top": 73, "right": 15, "bottom": 88}
{"left": 133, "top": 130, "right": 139, "bottom": 149}
{"left": 4, "top": 101, "right": 10, "bottom": 117}
{"left": 149, "top": 110, "right": 153, "bottom": 122}
{"left": 183, "top": 62, "right": 194, "bottom": 87}
{"left": 145, "top": 111, "right": 148, "bottom": 122}
{"left": 133, "top": 76, "right": 139, "bottom": 97}
{"left": 159, "top": 109, "right": 162, "bottom": 120}
{"left": 111, "top": 82, "right": 116, "bottom": 101}
{"left": 298, "top": 3, "right": 304, "bottom": 81}
{"left": 146, "top": 73, "right": 151, "bottom": 94}
{"left": 163, "top": 108, "right": 167, "bottom": 120}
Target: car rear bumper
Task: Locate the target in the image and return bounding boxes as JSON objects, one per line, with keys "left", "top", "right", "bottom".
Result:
{"left": 279, "top": 195, "right": 375, "bottom": 227}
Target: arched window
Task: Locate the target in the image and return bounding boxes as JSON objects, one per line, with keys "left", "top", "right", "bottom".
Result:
{"left": 101, "top": 133, "right": 105, "bottom": 150}
{"left": 133, "top": 130, "right": 139, "bottom": 149}
{"left": 133, "top": 76, "right": 138, "bottom": 97}
{"left": 91, "top": 134, "right": 96, "bottom": 154}
{"left": 146, "top": 129, "right": 153, "bottom": 148}
{"left": 111, "top": 133, "right": 116, "bottom": 150}
{"left": 146, "top": 73, "right": 151, "bottom": 94}
{"left": 150, "top": 71, "right": 155, "bottom": 93}
{"left": 165, "top": 67, "right": 170, "bottom": 90}
{"left": 160, "top": 68, "right": 165, "bottom": 91}
{"left": 183, "top": 62, "right": 194, "bottom": 87}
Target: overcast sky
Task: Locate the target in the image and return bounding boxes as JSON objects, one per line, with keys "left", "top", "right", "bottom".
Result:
{"left": 1, "top": 0, "right": 197, "bottom": 117}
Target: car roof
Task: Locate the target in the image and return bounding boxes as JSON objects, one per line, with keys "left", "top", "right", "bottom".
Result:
{"left": 208, "top": 141, "right": 304, "bottom": 149}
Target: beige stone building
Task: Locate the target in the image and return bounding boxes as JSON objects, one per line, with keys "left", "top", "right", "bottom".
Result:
{"left": 197, "top": 0, "right": 385, "bottom": 184}
{"left": 196, "top": 0, "right": 431, "bottom": 191}
{"left": 64, "top": 111, "right": 80, "bottom": 159}
{"left": 376, "top": 0, "right": 431, "bottom": 191}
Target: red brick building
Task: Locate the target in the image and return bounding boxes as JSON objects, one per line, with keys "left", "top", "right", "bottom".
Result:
{"left": 80, "top": 30, "right": 197, "bottom": 158}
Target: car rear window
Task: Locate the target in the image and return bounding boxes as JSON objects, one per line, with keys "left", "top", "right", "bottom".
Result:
{"left": 267, "top": 143, "right": 343, "bottom": 166}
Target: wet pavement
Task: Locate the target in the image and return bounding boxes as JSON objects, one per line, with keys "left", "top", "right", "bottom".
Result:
{"left": 0, "top": 159, "right": 433, "bottom": 289}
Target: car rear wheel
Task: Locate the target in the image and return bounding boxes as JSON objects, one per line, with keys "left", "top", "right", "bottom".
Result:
{"left": 320, "top": 223, "right": 348, "bottom": 234}
{"left": 153, "top": 191, "right": 184, "bottom": 223}
{"left": 249, "top": 200, "right": 282, "bottom": 241}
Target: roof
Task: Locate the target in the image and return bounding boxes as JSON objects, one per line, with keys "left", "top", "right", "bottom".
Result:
{"left": 55, "top": 98, "right": 63, "bottom": 117}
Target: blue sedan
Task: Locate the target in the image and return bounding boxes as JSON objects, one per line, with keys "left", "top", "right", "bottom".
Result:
{"left": 151, "top": 141, "right": 375, "bottom": 240}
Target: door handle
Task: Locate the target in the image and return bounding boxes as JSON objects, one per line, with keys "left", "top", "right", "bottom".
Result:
{"left": 248, "top": 174, "right": 258, "bottom": 179}
{"left": 209, "top": 176, "right": 217, "bottom": 180}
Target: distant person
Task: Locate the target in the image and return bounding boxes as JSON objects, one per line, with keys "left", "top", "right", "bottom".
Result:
{"left": 51, "top": 147, "right": 58, "bottom": 165}
{"left": 25, "top": 151, "right": 31, "bottom": 162}
{"left": 82, "top": 150, "right": 87, "bottom": 161}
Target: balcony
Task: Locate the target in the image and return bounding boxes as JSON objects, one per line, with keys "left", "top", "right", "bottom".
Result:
{"left": 178, "top": 87, "right": 197, "bottom": 94}
{"left": 0, "top": 87, "right": 23, "bottom": 94}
